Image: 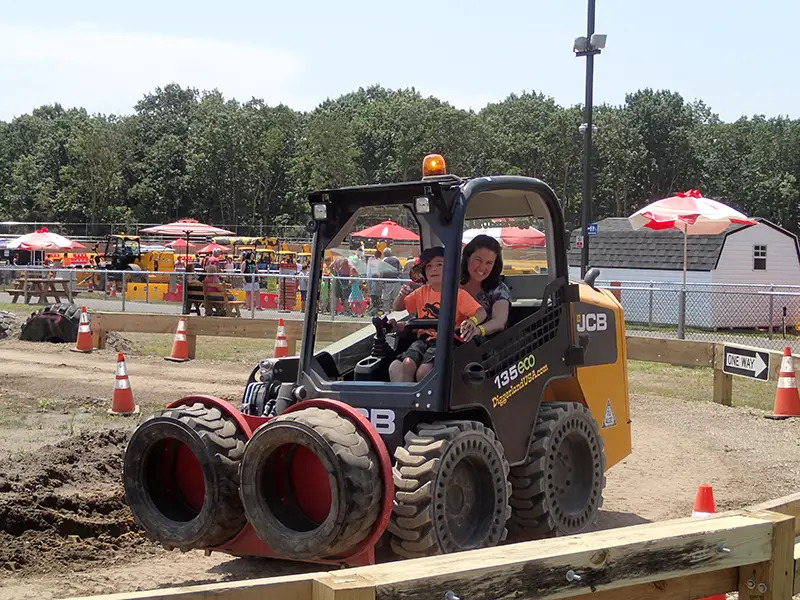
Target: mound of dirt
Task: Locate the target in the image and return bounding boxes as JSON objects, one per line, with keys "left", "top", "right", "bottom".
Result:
{"left": 104, "top": 332, "right": 139, "bottom": 355}
{"left": 0, "top": 430, "right": 156, "bottom": 573}
{"left": 0, "top": 310, "right": 20, "bottom": 341}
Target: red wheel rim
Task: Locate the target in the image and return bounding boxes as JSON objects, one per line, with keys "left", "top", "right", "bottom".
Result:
{"left": 268, "top": 443, "right": 332, "bottom": 525}
{"left": 173, "top": 441, "right": 205, "bottom": 513}
{"left": 155, "top": 439, "right": 205, "bottom": 516}
{"left": 289, "top": 444, "right": 331, "bottom": 524}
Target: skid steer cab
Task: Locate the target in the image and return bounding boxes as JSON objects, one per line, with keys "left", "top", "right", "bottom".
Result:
{"left": 123, "top": 155, "right": 632, "bottom": 567}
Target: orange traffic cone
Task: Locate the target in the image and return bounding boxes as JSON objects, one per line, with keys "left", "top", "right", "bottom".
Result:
{"left": 165, "top": 317, "right": 190, "bottom": 362}
{"left": 772, "top": 347, "right": 800, "bottom": 418}
{"left": 692, "top": 483, "right": 716, "bottom": 519}
{"left": 108, "top": 282, "right": 116, "bottom": 298}
{"left": 71, "top": 306, "right": 94, "bottom": 353}
{"left": 274, "top": 318, "right": 289, "bottom": 358}
{"left": 692, "top": 484, "right": 725, "bottom": 600}
{"left": 109, "top": 353, "right": 139, "bottom": 416}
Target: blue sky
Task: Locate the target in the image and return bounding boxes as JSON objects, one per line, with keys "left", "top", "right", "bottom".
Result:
{"left": 1, "top": 0, "right": 796, "bottom": 122}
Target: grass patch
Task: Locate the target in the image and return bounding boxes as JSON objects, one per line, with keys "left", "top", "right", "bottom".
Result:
{"left": 0, "top": 302, "right": 38, "bottom": 318}
{"left": 629, "top": 360, "right": 776, "bottom": 411}
{"left": 122, "top": 332, "right": 275, "bottom": 363}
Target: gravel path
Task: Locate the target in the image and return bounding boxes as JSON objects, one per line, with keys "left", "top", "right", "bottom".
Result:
{"left": 0, "top": 344, "right": 799, "bottom": 598}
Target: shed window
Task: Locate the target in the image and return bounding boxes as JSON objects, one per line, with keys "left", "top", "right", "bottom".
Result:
{"left": 753, "top": 245, "right": 767, "bottom": 270}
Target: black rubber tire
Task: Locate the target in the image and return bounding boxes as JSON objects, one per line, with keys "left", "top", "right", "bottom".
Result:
{"left": 123, "top": 402, "right": 247, "bottom": 550}
{"left": 388, "top": 421, "right": 511, "bottom": 559}
{"left": 507, "top": 402, "right": 606, "bottom": 541}
{"left": 0, "top": 310, "right": 20, "bottom": 340}
{"left": 239, "top": 407, "right": 382, "bottom": 560}
{"left": 20, "top": 303, "right": 81, "bottom": 343}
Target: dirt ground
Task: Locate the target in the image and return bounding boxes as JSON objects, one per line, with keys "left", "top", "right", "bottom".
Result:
{"left": 1, "top": 339, "right": 799, "bottom": 600}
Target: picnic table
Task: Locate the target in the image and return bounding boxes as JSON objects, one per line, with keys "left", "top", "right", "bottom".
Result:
{"left": 185, "top": 280, "right": 245, "bottom": 317}
{"left": 7, "top": 277, "right": 78, "bottom": 305}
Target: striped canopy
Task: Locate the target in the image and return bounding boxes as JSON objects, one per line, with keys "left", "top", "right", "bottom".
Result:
{"left": 629, "top": 190, "right": 755, "bottom": 235}
{"left": 462, "top": 226, "right": 546, "bottom": 248}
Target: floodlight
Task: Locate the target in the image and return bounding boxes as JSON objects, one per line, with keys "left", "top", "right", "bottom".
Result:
{"left": 590, "top": 33, "right": 607, "bottom": 50}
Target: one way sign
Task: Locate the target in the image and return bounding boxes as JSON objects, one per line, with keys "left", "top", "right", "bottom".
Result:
{"left": 723, "top": 345, "right": 770, "bottom": 381}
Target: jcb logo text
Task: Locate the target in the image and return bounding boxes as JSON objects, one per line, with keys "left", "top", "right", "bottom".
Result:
{"left": 355, "top": 408, "right": 396, "bottom": 435}
{"left": 576, "top": 313, "right": 608, "bottom": 332}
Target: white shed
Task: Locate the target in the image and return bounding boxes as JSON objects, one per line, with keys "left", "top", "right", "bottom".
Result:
{"left": 567, "top": 218, "right": 800, "bottom": 329}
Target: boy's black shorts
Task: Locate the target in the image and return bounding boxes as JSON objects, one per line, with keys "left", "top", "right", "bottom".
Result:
{"left": 399, "top": 338, "right": 436, "bottom": 365}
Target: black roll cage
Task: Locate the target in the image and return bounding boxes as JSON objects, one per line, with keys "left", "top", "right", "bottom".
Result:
{"left": 298, "top": 176, "right": 567, "bottom": 407}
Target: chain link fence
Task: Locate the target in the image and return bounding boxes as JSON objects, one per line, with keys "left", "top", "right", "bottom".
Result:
{"left": 0, "top": 266, "right": 400, "bottom": 325}
{"left": 2, "top": 266, "right": 798, "bottom": 353}
{"left": 597, "top": 280, "right": 800, "bottom": 352}
{"left": 0, "top": 222, "right": 312, "bottom": 242}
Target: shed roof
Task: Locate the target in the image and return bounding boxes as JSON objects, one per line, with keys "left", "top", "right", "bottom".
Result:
{"left": 566, "top": 217, "right": 751, "bottom": 271}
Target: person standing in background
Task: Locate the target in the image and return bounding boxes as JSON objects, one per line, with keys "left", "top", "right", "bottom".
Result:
{"left": 380, "top": 247, "right": 402, "bottom": 313}
{"left": 241, "top": 251, "right": 258, "bottom": 310}
{"left": 298, "top": 262, "right": 309, "bottom": 311}
{"left": 367, "top": 249, "right": 383, "bottom": 316}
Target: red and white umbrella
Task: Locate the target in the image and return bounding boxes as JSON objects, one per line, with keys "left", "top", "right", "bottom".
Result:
{"left": 351, "top": 220, "right": 419, "bottom": 241}
{"left": 629, "top": 189, "right": 756, "bottom": 336}
{"left": 629, "top": 189, "right": 755, "bottom": 235}
{"left": 462, "top": 225, "right": 546, "bottom": 248}
{"left": 7, "top": 227, "right": 77, "bottom": 251}
{"left": 139, "top": 218, "right": 235, "bottom": 238}
{"left": 140, "top": 219, "right": 235, "bottom": 260}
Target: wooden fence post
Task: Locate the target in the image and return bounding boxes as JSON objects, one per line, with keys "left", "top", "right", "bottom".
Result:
{"left": 738, "top": 511, "right": 795, "bottom": 600}
{"left": 712, "top": 343, "right": 733, "bottom": 406}
{"left": 713, "top": 369, "right": 733, "bottom": 406}
{"left": 313, "top": 573, "right": 375, "bottom": 600}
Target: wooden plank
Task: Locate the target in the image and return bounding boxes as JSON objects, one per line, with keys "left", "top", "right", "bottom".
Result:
{"left": 332, "top": 514, "right": 773, "bottom": 600}
{"left": 738, "top": 511, "right": 795, "bottom": 600}
{"left": 313, "top": 574, "right": 376, "bottom": 600}
{"left": 92, "top": 328, "right": 104, "bottom": 350}
{"left": 794, "top": 539, "right": 800, "bottom": 594}
{"left": 62, "top": 573, "right": 314, "bottom": 600}
{"left": 626, "top": 336, "right": 714, "bottom": 368}
{"left": 713, "top": 369, "right": 733, "bottom": 406}
{"left": 561, "top": 567, "right": 738, "bottom": 600}
{"left": 749, "top": 492, "right": 800, "bottom": 535}
{"left": 186, "top": 334, "right": 197, "bottom": 359}
{"left": 768, "top": 349, "right": 800, "bottom": 382}
{"left": 90, "top": 312, "right": 365, "bottom": 345}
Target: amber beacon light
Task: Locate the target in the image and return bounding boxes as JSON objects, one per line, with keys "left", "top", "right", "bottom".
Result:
{"left": 422, "top": 153, "right": 447, "bottom": 177}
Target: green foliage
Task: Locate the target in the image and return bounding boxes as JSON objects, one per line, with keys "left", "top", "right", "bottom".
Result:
{"left": 0, "top": 83, "right": 797, "bottom": 236}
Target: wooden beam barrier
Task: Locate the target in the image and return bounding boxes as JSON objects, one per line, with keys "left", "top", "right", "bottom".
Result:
{"left": 90, "top": 312, "right": 367, "bottom": 359}
{"left": 64, "top": 510, "right": 796, "bottom": 600}
{"left": 626, "top": 336, "right": 799, "bottom": 406}
{"left": 749, "top": 491, "right": 800, "bottom": 536}
{"left": 625, "top": 336, "right": 715, "bottom": 368}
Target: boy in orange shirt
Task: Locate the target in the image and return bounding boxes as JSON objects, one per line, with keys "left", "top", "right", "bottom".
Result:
{"left": 389, "top": 247, "right": 486, "bottom": 382}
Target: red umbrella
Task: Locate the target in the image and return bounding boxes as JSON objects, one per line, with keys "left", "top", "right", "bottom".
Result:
{"left": 197, "top": 242, "right": 231, "bottom": 254}
{"left": 462, "top": 225, "right": 546, "bottom": 248}
{"left": 351, "top": 220, "right": 419, "bottom": 241}
{"left": 166, "top": 239, "right": 198, "bottom": 250}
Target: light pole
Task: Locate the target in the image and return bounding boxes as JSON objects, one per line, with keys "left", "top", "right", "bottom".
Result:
{"left": 574, "top": 1, "right": 606, "bottom": 279}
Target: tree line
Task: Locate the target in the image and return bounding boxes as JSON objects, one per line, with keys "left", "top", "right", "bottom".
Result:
{"left": 0, "top": 83, "right": 797, "bottom": 237}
